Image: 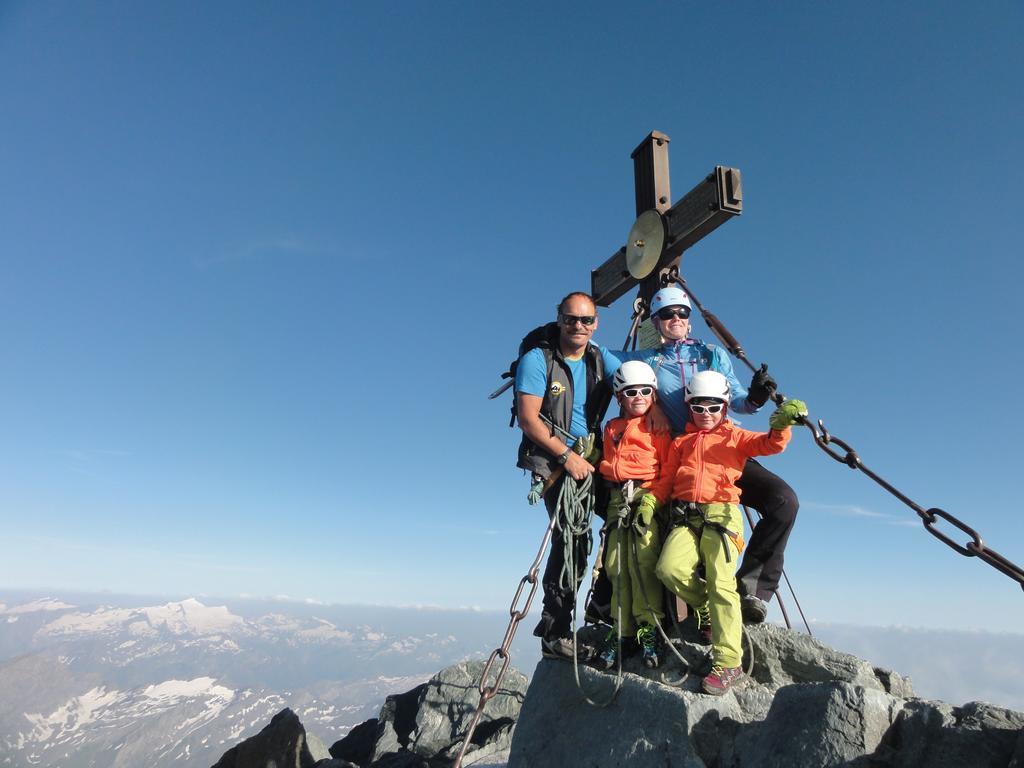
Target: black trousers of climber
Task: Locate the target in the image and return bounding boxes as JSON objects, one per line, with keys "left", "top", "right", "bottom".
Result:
{"left": 735, "top": 458, "right": 800, "bottom": 602}
{"left": 533, "top": 474, "right": 596, "bottom": 641}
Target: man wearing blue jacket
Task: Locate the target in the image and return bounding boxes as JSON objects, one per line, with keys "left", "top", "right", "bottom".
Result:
{"left": 603, "top": 286, "right": 798, "bottom": 623}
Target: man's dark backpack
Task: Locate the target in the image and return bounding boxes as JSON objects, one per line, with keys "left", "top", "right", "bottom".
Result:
{"left": 496, "top": 322, "right": 562, "bottom": 427}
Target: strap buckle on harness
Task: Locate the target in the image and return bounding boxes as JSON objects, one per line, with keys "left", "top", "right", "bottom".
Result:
{"left": 668, "top": 501, "right": 744, "bottom": 562}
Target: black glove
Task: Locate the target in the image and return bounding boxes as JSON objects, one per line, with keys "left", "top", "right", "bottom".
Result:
{"left": 747, "top": 364, "right": 777, "bottom": 408}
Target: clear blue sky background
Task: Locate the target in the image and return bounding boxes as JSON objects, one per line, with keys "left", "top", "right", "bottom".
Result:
{"left": 2, "top": 2, "right": 1022, "bottom": 632}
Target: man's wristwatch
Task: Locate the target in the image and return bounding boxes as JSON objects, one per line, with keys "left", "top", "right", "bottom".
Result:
{"left": 556, "top": 449, "right": 571, "bottom": 465}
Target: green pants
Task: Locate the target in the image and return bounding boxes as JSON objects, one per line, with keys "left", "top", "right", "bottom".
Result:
{"left": 655, "top": 502, "right": 743, "bottom": 668}
{"left": 604, "top": 516, "right": 664, "bottom": 637}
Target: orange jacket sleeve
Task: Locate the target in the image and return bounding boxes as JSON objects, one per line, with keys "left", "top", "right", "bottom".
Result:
{"left": 735, "top": 427, "right": 791, "bottom": 458}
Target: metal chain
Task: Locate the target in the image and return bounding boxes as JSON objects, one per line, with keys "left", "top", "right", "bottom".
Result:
{"left": 666, "top": 267, "right": 1024, "bottom": 592}
{"left": 452, "top": 514, "right": 557, "bottom": 768}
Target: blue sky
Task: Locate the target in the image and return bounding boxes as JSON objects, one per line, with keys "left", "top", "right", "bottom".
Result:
{"left": 2, "top": 2, "right": 1022, "bottom": 633}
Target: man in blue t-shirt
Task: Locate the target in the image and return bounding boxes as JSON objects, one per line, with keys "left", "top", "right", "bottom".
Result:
{"left": 514, "top": 291, "right": 617, "bottom": 659}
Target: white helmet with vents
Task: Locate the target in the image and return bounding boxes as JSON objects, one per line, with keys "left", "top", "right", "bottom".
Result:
{"left": 612, "top": 361, "right": 658, "bottom": 394}
{"left": 684, "top": 370, "right": 730, "bottom": 403}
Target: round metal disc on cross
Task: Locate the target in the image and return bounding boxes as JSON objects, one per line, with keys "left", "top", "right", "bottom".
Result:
{"left": 625, "top": 209, "right": 666, "bottom": 279}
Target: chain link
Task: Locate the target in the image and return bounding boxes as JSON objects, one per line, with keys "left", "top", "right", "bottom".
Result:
{"left": 803, "top": 418, "right": 1024, "bottom": 589}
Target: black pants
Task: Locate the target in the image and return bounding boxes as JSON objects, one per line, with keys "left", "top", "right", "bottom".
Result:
{"left": 532, "top": 474, "right": 597, "bottom": 641}
{"left": 735, "top": 459, "right": 800, "bottom": 602}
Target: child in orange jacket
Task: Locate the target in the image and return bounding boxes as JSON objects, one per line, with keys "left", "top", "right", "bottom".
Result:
{"left": 650, "top": 370, "right": 806, "bottom": 695}
{"left": 594, "top": 361, "right": 672, "bottom": 671}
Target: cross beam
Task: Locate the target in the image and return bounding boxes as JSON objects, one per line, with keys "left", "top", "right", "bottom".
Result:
{"left": 590, "top": 131, "right": 743, "bottom": 308}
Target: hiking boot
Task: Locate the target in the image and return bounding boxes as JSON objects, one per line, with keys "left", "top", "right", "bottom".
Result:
{"left": 741, "top": 595, "right": 768, "bottom": 625}
{"left": 701, "top": 664, "right": 743, "bottom": 695}
{"left": 541, "top": 635, "right": 591, "bottom": 661}
{"left": 584, "top": 599, "right": 611, "bottom": 626}
{"left": 694, "top": 605, "right": 713, "bottom": 645}
{"left": 593, "top": 628, "right": 619, "bottom": 671}
{"left": 636, "top": 623, "right": 661, "bottom": 669}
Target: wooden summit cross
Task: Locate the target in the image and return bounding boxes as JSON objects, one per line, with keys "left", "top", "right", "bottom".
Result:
{"left": 591, "top": 131, "right": 743, "bottom": 324}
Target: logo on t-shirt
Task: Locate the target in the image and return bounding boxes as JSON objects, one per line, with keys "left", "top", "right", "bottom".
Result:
{"left": 549, "top": 381, "right": 565, "bottom": 397}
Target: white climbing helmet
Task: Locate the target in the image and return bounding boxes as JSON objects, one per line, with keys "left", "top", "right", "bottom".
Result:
{"left": 612, "top": 361, "right": 658, "bottom": 394}
{"left": 649, "top": 286, "right": 692, "bottom": 317}
{"left": 684, "top": 370, "right": 731, "bottom": 403}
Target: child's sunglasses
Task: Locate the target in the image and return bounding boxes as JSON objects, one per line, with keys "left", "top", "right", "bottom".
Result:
{"left": 621, "top": 387, "right": 653, "bottom": 397}
{"left": 689, "top": 402, "right": 725, "bottom": 414}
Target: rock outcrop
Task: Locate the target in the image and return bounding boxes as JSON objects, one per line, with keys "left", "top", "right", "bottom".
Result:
{"left": 210, "top": 707, "right": 324, "bottom": 768}
{"left": 508, "top": 623, "right": 1024, "bottom": 767}
{"left": 328, "top": 660, "right": 526, "bottom": 768}
{"left": 212, "top": 625, "right": 1024, "bottom": 768}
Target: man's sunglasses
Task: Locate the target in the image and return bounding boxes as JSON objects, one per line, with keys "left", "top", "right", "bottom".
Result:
{"left": 689, "top": 402, "right": 725, "bottom": 414}
{"left": 621, "top": 387, "right": 653, "bottom": 398}
{"left": 656, "top": 307, "right": 691, "bottom": 321}
{"left": 559, "top": 313, "right": 596, "bottom": 327}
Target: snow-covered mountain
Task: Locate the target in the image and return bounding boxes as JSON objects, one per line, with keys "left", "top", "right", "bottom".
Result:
{"left": 0, "top": 592, "right": 518, "bottom": 768}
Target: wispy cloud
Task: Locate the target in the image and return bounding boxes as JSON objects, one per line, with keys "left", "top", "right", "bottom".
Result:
{"left": 195, "top": 236, "right": 311, "bottom": 269}
{"left": 805, "top": 501, "right": 891, "bottom": 519}
{"left": 804, "top": 501, "right": 919, "bottom": 528}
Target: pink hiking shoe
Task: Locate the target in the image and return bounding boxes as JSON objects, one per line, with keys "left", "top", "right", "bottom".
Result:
{"left": 702, "top": 664, "right": 743, "bottom": 695}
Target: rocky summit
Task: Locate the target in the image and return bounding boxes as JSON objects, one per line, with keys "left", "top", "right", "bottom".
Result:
{"left": 211, "top": 625, "right": 1024, "bottom": 768}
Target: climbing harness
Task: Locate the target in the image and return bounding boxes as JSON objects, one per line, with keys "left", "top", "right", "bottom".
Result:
{"left": 669, "top": 501, "right": 745, "bottom": 563}
{"left": 666, "top": 266, "right": 1024, "bottom": 593}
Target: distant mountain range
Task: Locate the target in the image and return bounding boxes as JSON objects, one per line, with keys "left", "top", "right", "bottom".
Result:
{"left": 0, "top": 591, "right": 526, "bottom": 768}
{"left": 2, "top": 590, "right": 1021, "bottom": 767}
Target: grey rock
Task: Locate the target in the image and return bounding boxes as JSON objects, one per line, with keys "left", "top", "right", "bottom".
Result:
{"left": 369, "top": 752, "right": 431, "bottom": 767}
{"left": 307, "top": 730, "right": 331, "bottom": 762}
{"left": 877, "top": 699, "right": 1024, "bottom": 768}
{"left": 210, "top": 707, "right": 317, "bottom": 768}
{"left": 508, "top": 659, "right": 772, "bottom": 768}
{"left": 369, "top": 660, "right": 527, "bottom": 764}
{"left": 1010, "top": 727, "right": 1024, "bottom": 768}
{"left": 873, "top": 666, "right": 916, "bottom": 698}
{"left": 748, "top": 623, "right": 889, "bottom": 692}
{"left": 734, "top": 682, "right": 903, "bottom": 767}
{"left": 330, "top": 717, "right": 379, "bottom": 765}
{"left": 313, "top": 760, "right": 358, "bottom": 768}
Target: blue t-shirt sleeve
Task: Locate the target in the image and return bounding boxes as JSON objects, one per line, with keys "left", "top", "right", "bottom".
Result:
{"left": 599, "top": 345, "right": 647, "bottom": 376}
{"left": 514, "top": 347, "right": 549, "bottom": 398}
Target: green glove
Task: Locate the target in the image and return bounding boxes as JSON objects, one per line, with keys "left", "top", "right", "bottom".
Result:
{"left": 636, "top": 493, "right": 658, "bottom": 528}
{"left": 769, "top": 399, "right": 808, "bottom": 430}
{"left": 575, "top": 433, "right": 601, "bottom": 465}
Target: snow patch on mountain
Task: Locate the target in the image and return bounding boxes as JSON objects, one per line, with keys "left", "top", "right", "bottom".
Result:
{"left": 15, "top": 677, "right": 241, "bottom": 758}
{"left": 142, "top": 598, "right": 246, "bottom": 636}
{"left": 37, "top": 599, "right": 248, "bottom": 640}
{"left": 296, "top": 618, "right": 354, "bottom": 643}
{"left": 142, "top": 677, "right": 235, "bottom": 702}
{"left": 0, "top": 598, "right": 75, "bottom": 615}
{"left": 23, "top": 686, "right": 121, "bottom": 742}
